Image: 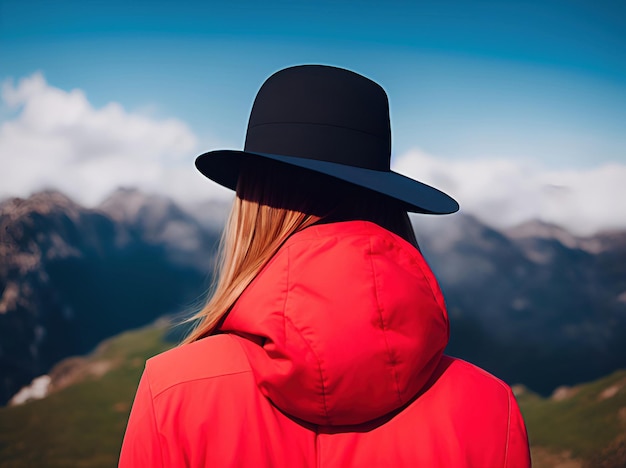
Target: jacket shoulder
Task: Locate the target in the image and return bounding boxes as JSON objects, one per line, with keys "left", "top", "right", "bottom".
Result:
{"left": 145, "top": 334, "right": 252, "bottom": 398}
{"left": 445, "top": 356, "right": 531, "bottom": 467}
{"left": 443, "top": 356, "right": 511, "bottom": 391}
{"left": 437, "top": 355, "right": 514, "bottom": 405}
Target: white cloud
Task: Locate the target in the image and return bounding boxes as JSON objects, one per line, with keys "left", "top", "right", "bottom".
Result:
{"left": 0, "top": 72, "right": 232, "bottom": 206}
{"left": 1, "top": 73, "right": 624, "bottom": 236}
{"left": 394, "top": 149, "right": 626, "bottom": 236}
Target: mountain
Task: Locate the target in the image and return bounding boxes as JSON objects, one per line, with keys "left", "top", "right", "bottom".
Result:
{"left": 413, "top": 214, "right": 626, "bottom": 395}
{"left": 0, "top": 321, "right": 173, "bottom": 467}
{"left": 99, "top": 187, "right": 222, "bottom": 271}
{"left": 2, "top": 189, "right": 626, "bottom": 405}
{"left": 0, "top": 190, "right": 221, "bottom": 405}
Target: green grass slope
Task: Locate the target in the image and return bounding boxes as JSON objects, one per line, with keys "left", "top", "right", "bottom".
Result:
{"left": 518, "top": 370, "right": 626, "bottom": 468}
{"left": 1, "top": 321, "right": 626, "bottom": 467}
{"left": 0, "top": 322, "right": 173, "bottom": 468}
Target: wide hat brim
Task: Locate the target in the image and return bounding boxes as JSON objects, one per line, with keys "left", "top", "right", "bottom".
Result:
{"left": 195, "top": 149, "right": 459, "bottom": 215}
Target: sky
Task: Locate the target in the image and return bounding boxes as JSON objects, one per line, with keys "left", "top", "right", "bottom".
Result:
{"left": 1, "top": 0, "right": 625, "bottom": 235}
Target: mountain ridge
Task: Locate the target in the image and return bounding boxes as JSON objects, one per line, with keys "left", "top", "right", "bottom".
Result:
{"left": 0, "top": 189, "right": 221, "bottom": 405}
{"left": 1, "top": 189, "right": 625, "bottom": 404}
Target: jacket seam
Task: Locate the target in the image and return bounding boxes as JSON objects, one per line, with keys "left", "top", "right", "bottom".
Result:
{"left": 151, "top": 370, "right": 252, "bottom": 400}
{"left": 145, "top": 366, "right": 166, "bottom": 468}
{"left": 283, "top": 244, "right": 331, "bottom": 425}
{"left": 379, "top": 230, "right": 445, "bottom": 313}
{"left": 368, "top": 237, "right": 403, "bottom": 405}
{"left": 283, "top": 314, "right": 331, "bottom": 425}
{"left": 504, "top": 388, "right": 512, "bottom": 467}
{"left": 283, "top": 246, "right": 290, "bottom": 350}
{"left": 316, "top": 426, "right": 321, "bottom": 468}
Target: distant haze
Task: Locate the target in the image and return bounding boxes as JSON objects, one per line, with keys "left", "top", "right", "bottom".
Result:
{"left": 2, "top": 73, "right": 625, "bottom": 236}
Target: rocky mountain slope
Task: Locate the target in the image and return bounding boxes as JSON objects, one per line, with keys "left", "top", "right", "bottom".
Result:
{"left": 0, "top": 190, "right": 220, "bottom": 405}
{"left": 414, "top": 214, "right": 626, "bottom": 395}
{"left": 0, "top": 322, "right": 173, "bottom": 467}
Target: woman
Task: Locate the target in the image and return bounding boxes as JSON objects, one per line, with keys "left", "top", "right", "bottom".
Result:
{"left": 119, "top": 65, "right": 531, "bottom": 467}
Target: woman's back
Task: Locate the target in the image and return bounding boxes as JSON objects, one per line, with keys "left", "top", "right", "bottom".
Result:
{"left": 120, "top": 221, "right": 529, "bottom": 467}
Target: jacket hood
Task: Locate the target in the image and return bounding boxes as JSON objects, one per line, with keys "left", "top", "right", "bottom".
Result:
{"left": 220, "top": 220, "right": 449, "bottom": 426}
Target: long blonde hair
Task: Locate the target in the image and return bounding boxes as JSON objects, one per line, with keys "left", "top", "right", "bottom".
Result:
{"left": 182, "top": 158, "right": 418, "bottom": 343}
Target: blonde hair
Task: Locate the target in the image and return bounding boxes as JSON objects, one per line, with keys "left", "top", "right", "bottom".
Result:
{"left": 182, "top": 158, "right": 417, "bottom": 343}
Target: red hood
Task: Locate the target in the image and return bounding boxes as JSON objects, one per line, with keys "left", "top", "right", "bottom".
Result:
{"left": 221, "top": 220, "right": 449, "bottom": 426}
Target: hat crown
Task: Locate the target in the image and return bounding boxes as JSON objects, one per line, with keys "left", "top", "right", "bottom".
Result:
{"left": 244, "top": 65, "right": 391, "bottom": 171}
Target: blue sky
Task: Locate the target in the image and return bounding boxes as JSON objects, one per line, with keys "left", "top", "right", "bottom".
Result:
{"left": 1, "top": 0, "right": 625, "bottom": 233}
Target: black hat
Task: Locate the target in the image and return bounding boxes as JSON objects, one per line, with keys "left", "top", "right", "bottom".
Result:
{"left": 195, "top": 65, "right": 459, "bottom": 214}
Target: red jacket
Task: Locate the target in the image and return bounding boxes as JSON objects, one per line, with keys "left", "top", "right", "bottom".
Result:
{"left": 120, "top": 221, "right": 530, "bottom": 467}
